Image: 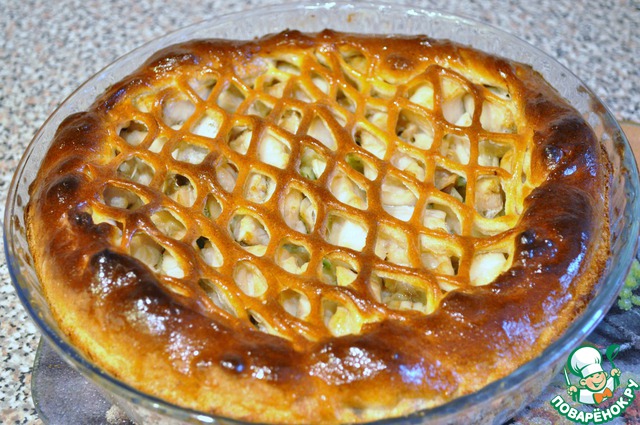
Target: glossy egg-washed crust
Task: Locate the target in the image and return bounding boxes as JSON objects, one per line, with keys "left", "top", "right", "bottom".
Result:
{"left": 27, "top": 30, "right": 610, "bottom": 423}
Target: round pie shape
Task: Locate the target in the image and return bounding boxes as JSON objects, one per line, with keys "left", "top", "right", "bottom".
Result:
{"left": 26, "top": 30, "right": 610, "bottom": 423}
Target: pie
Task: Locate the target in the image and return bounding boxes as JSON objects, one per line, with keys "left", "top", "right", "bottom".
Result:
{"left": 26, "top": 30, "right": 611, "bottom": 423}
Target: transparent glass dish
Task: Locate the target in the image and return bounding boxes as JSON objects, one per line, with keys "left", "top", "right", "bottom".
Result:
{"left": 4, "top": 2, "right": 640, "bottom": 424}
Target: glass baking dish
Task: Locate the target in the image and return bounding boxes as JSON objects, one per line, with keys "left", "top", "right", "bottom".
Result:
{"left": 4, "top": 1, "right": 640, "bottom": 424}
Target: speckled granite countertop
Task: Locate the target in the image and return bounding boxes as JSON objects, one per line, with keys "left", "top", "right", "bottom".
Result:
{"left": 1, "top": 0, "right": 639, "bottom": 423}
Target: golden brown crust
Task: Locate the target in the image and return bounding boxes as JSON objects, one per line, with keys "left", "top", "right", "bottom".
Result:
{"left": 27, "top": 30, "right": 610, "bottom": 423}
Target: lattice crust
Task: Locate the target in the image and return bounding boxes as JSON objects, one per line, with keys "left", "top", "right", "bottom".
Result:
{"left": 27, "top": 31, "right": 613, "bottom": 424}
{"left": 75, "top": 33, "right": 536, "bottom": 342}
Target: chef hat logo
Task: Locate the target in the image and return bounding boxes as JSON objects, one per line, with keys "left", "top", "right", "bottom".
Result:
{"left": 568, "top": 346, "right": 604, "bottom": 379}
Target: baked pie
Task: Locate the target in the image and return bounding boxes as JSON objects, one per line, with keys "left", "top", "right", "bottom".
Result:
{"left": 27, "top": 30, "right": 610, "bottom": 423}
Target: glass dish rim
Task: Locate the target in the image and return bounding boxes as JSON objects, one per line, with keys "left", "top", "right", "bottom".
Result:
{"left": 4, "top": 1, "right": 640, "bottom": 423}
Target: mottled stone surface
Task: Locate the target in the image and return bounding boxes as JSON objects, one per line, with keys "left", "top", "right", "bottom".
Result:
{"left": 1, "top": 0, "right": 638, "bottom": 423}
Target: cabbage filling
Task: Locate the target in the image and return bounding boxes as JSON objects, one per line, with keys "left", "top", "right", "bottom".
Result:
{"left": 369, "top": 274, "right": 433, "bottom": 314}
{"left": 229, "top": 214, "right": 270, "bottom": 256}
{"left": 282, "top": 188, "right": 316, "bottom": 234}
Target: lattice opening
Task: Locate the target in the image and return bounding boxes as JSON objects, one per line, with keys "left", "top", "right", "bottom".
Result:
{"left": 370, "top": 83, "right": 396, "bottom": 100}
{"left": 336, "top": 87, "right": 357, "bottom": 113}
{"left": 233, "top": 261, "right": 268, "bottom": 297}
{"left": 364, "top": 103, "right": 388, "bottom": 130}
{"left": 407, "top": 81, "right": 435, "bottom": 110}
{"left": 89, "top": 210, "right": 123, "bottom": 246}
{"left": 191, "top": 111, "right": 223, "bottom": 139}
{"left": 161, "top": 97, "right": 195, "bottom": 129}
{"left": 340, "top": 65, "right": 361, "bottom": 91}
{"left": 396, "top": 109, "right": 434, "bottom": 150}
{"left": 391, "top": 150, "right": 426, "bottom": 181}
{"left": 198, "top": 279, "right": 235, "bottom": 316}
{"left": 215, "top": 158, "right": 239, "bottom": 193}
{"left": 313, "top": 49, "right": 332, "bottom": 71}
{"left": 257, "top": 129, "right": 291, "bottom": 169}
{"left": 229, "top": 213, "right": 270, "bottom": 256}
{"left": 319, "top": 254, "right": 359, "bottom": 286}
{"left": 299, "top": 146, "right": 327, "bottom": 181}
{"left": 324, "top": 212, "right": 368, "bottom": 252}
{"left": 441, "top": 76, "right": 474, "bottom": 127}
{"left": 381, "top": 175, "right": 417, "bottom": 221}
{"left": 130, "top": 233, "right": 162, "bottom": 271}
{"left": 470, "top": 251, "right": 509, "bottom": 286}
{"left": 479, "top": 139, "right": 515, "bottom": 172}
{"left": 247, "top": 310, "right": 277, "bottom": 334}
{"left": 310, "top": 72, "right": 330, "bottom": 94}
{"left": 195, "top": 236, "right": 223, "bottom": 268}
{"left": 475, "top": 176, "right": 506, "bottom": 219}
{"left": 163, "top": 173, "right": 196, "bottom": 207}
{"left": 203, "top": 194, "right": 223, "bottom": 220}
{"left": 247, "top": 98, "right": 274, "bottom": 118}
{"left": 244, "top": 172, "right": 276, "bottom": 204}
{"left": 329, "top": 168, "right": 368, "bottom": 210}
{"left": 217, "top": 83, "right": 246, "bottom": 113}
{"left": 281, "top": 186, "right": 317, "bottom": 234}
{"left": 481, "top": 100, "right": 516, "bottom": 133}
{"left": 322, "top": 300, "right": 363, "bottom": 337}
{"left": 291, "top": 81, "right": 314, "bottom": 103}
{"left": 263, "top": 75, "right": 286, "bottom": 98}
{"left": 275, "top": 241, "right": 310, "bottom": 274}
{"left": 345, "top": 153, "right": 378, "bottom": 181}
{"left": 118, "top": 120, "right": 148, "bottom": 146}
{"left": 278, "top": 289, "right": 311, "bottom": 319}
{"left": 164, "top": 281, "right": 192, "bottom": 298}
{"left": 483, "top": 84, "right": 511, "bottom": 100}
{"left": 274, "top": 57, "right": 301, "bottom": 75}
{"left": 440, "top": 134, "right": 471, "bottom": 165}
{"left": 151, "top": 209, "right": 187, "bottom": 239}
{"left": 419, "top": 234, "right": 460, "bottom": 276}
{"left": 171, "top": 140, "right": 210, "bottom": 164}
{"left": 434, "top": 167, "right": 467, "bottom": 203}
{"left": 422, "top": 200, "right": 462, "bottom": 235}
{"left": 188, "top": 74, "right": 218, "bottom": 100}
{"left": 354, "top": 125, "right": 387, "bottom": 159}
{"left": 369, "top": 272, "right": 433, "bottom": 314}
{"left": 307, "top": 115, "right": 338, "bottom": 151}
{"left": 338, "top": 46, "right": 368, "bottom": 74}
{"left": 375, "top": 225, "right": 410, "bottom": 266}
{"left": 278, "top": 108, "right": 303, "bottom": 134}
{"left": 159, "top": 250, "right": 184, "bottom": 278}
{"left": 129, "top": 233, "right": 184, "bottom": 278}
{"left": 117, "top": 156, "right": 154, "bottom": 186}
{"left": 103, "top": 184, "right": 145, "bottom": 210}
{"left": 227, "top": 122, "right": 253, "bottom": 155}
